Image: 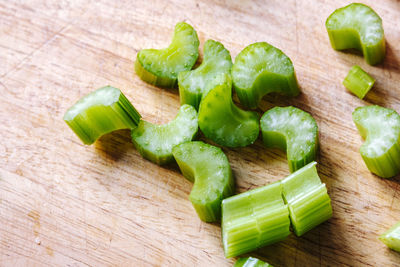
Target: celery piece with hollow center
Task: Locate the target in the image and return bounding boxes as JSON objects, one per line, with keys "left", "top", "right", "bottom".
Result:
{"left": 178, "top": 39, "right": 232, "bottom": 110}
{"left": 135, "top": 22, "right": 199, "bottom": 88}
{"left": 352, "top": 105, "right": 400, "bottom": 178}
{"left": 172, "top": 141, "right": 235, "bottom": 222}
{"left": 343, "top": 65, "right": 375, "bottom": 99}
{"left": 261, "top": 106, "right": 318, "bottom": 172}
{"left": 234, "top": 257, "right": 272, "bottom": 267}
{"left": 64, "top": 86, "right": 141, "bottom": 145}
{"left": 231, "top": 42, "right": 300, "bottom": 109}
{"left": 380, "top": 221, "right": 400, "bottom": 253}
{"left": 198, "top": 73, "right": 260, "bottom": 148}
{"left": 281, "top": 162, "right": 332, "bottom": 236}
{"left": 131, "top": 104, "right": 198, "bottom": 165}
{"left": 325, "top": 3, "right": 385, "bottom": 65}
{"left": 221, "top": 181, "right": 290, "bottom": 258}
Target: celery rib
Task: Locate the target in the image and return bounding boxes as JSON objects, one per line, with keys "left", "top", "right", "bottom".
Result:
{"left": 64, "top": 86, "right": 141, "bottom": 145}
{"left": 234, "top": 257, "right": 272, "bottom": 267}
{"left": 343, "top": 65, "right": 375, "bottom": 99}
{"left": 380, "top": 221, "right": 400, "bottom": 252}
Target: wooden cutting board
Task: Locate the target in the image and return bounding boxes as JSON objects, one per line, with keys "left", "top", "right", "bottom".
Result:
{"left": 1, "top": 0, "right": 400, "bottom": 266}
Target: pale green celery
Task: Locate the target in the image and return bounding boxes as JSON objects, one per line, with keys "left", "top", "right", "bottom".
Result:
{"left": 343, "top": 65, "right": 375, "bottom": 99}
{"left": 178, "top": 39, "right": 232, "bottom": 110}
{"left": 352, "top": 105, "right": 400, "bottom": 178}
{"left": 172, "top": 141, "right": 234, "bottom": 222}
{"left": 234, "top": 257, "right": 272, "bottom": 267}
{"left": 281, "top": 162, "right": 332, "bottom": 236}
{"left": 260, "top": 106, "right": 318, "bottom": 172}
{"left": 222, "top": 181, "right": 290, "bottom": 258}
{"left": 64, "top": 86, "right": 141, "bottom": 145}
{"left": 380, "top": 221, "right": 400, "bottom": 252}
{"left": 325, "top": 3, "right": 385, "bottom": 65}
{"left": 131, "top": 104, "right": 198, "bottom": 165}
{"left": 135, "top": 22, "right": 199, "bottom": 88}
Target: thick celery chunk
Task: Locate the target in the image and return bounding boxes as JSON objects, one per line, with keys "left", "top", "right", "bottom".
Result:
{"left": 234, "top": 257, "right": 272, "bottom": 267}
{"left": 325, "top": 3, "right": 385, "bottom": 65}
{"left": 172, "top": 141, "right": 234, "bottom": 222}
{"left": 343, "top": 65, "right": 375, "bottom": 99}
{"left": 352, "top": 105, "right": 400, "bottom": 178}
{"left": 231, "top": 42, "right": 300, "bottom": 109}
{"left": 380, "top": 221, "right": 400, "bottom": 252}
{"left": 135, "top": 22, "right": 199, "bottom": 88}
{"left": 260, "top": 106, "right": 318, "bottom": 172}
{"left": 281, "top": 162, "right": 332, "bottom": 236}
{"left": 64, "top": 86, "right": 141, "bottom": 145}
{"left": 198, "top": 74, "right": 260, "bottom": 148}
{"left": 178, "top": 39, "right": 232, "bottom": 110}
{"left": 131, "top": 104, "right": 198, "bottom": 165}
{"left": 222, "top": 181, "right": 290, "bottom": 258}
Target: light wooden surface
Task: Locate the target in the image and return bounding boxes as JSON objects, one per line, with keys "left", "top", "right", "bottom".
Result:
{"left": 1, "top": 0, "right": 400, "bottom": 266}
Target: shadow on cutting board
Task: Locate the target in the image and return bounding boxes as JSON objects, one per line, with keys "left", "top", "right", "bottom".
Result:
{"left": 94, "top": 129, "right": 135, "bottom": 161}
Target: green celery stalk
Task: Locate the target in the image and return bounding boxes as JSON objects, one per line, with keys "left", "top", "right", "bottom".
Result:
{"left": 234, "top": 257, "right": 272, "bottom": 267}
{"left": 172, "top": 141, "right": 235, "bottom": 222}
{"left": 343, "top": 65, "right": 375, "bottom": 99}
{"left": 64, "top": 86, "right": 141, "bottom": 145}
{"left": 281, "top": 162, "right": 332, "bottom": 236}
{"left": 352, "top": 105, "right": 400, "bottom": 178}
{"left": 380, "top": 221, "right": 400, "bottom": 252}
{"left": 221, "top": 181, "right": 290, "bottom": 258}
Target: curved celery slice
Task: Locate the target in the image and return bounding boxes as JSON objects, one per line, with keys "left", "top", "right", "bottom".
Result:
{"left": 231, "top": 42, "right": 300, "bottom": 109}
{"left": 234, "top": 257, "right": 272, "bottom": 267}
{"left": 135, "top": 22, "right": 199, "bottom": 88}
{"left": 198, "top": 74, "right": 260, "bottom": 147}
{"left": 178, "top": 39, "right": 232, "bottom": 110}
{"left": 172, "top": 141, "right": 235, "bottom": 222}
{"left": 343, "top": 65, "right": 375, "bottom": 99}
{"left": 221, "top": 181, "right": 290, "bottom": 258}
{"left": 281, "top": 162, "right": 332, "bottom": 236}
{"left": 64, "top": 86, "right": 141, "bottom": 145}
{"left": 260, "top": 106, "right": 318, "bottom": 172}
{"left": 352, "top": 105, "right": 400, "bottom": 178}
{"left": 131, "top": 104, "right": 198, "bottom": 165}
{"left": 325, "top": 3, "right": 385, "bottom": 65}
{"left": 380, "top": 221, "right": 400, "bottom": 252}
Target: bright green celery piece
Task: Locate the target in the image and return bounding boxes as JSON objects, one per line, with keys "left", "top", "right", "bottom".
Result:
{"left": 380, "top": 221, "right": 400, "bottom": 252}
{"left": 221, "top": 181, "right": 290, "bottom": 258}
{"left": 281, "top": 162, "right": 332, "bottom": 236}
{"left": 198, "top": 73, "right": 259, "bottom": 147}
{"left": 64, "top": 86, "right": 141, "bottom": 145}
{"left": 178, "top": 39, "right": 232, "bottom": 110}
{"left": 131, "top": 104, "right": 198, "bottom": 165}
{"left": 260, "top": 106, "right": 318, "bottom": 172}
{"left": 234, "top": 257, "right": 272, "bottom": 267}
{"left": 352, "top": 105, "right": 400, "bottom": 178}
{"left": 172, "top": 141, "right": 235, "bottom": 222}
{"left": 325, "top": 3, "right": 385, "bottom": 65}
{"left": 343, "top": 65, "right": 375, "bottom": 99}
{"left": 231, "top": 42, "right": 300, "bottom": 109}
{"left": 135, "top": 22, "right": 199, "bottom": 88}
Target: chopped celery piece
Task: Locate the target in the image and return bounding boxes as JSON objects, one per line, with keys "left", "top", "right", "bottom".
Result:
{"left": 343, "top": 65, "right": 375, "bottom": 99}
{"left": 325, "top": 3, "right": 385, "bottom": 65}
{"left": 281, "top": 162, "right": 332, "bottom": 236}
{"left": 131, "top": 104, "right": 198, "bottom": 165}
{"left": 221, "top": 181, "right": 290, "bottom": 258}
{"left": 234, "top": 257, "right": 272, "bottom": 267}
{"left": 178, "top": 39, "right": 233, "bottom": 110}
{"left": 260, "top": 106, "right": 318, "bottom": 172}
{"left": 135, "top": 22, "right": 199, "bottom": 88}
{"left": 64, "top": 86, "right": 141, "bottom": 145}
{"left": 352, "top": 105, "right": 400, "bottom": 178}
{"left": 380, "top": 221, "right": 400, "bottom": 252}
{"left": 198, "top": 73, "right": 260, "bottom": 147}
{"left": 172, "top": 141, "right": 234, "bottom": 222}
{"left": 231, "top": 42, "right": 300, "bottom": 109}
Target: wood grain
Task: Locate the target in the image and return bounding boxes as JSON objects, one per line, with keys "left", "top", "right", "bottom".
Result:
{"left": 1, "top": 0, "right": 400, "bottom": 266}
